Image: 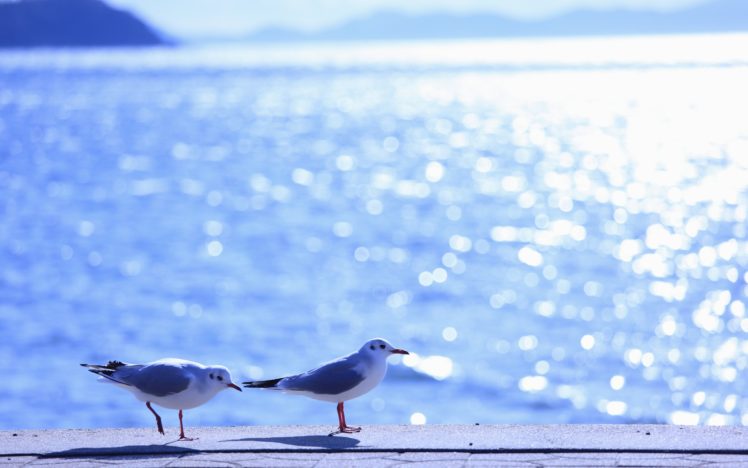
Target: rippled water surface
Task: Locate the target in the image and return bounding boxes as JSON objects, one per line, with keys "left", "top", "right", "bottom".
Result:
{"left": 1, "top": 34, "right": 748, "bottom": 430}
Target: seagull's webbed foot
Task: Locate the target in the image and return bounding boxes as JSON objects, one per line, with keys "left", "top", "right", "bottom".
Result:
{"left": 329, "top": 425, "right": 362, "bottom": 436}
{"left": 178, "top": 435, "right": 197, "bottom": 442}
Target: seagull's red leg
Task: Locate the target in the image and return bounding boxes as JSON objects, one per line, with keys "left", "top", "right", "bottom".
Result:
{"left": 338, "top": 401, "right": 361, "bottom": 433}
{"left": 177, "top": 409, "right": 196, "bottom": 441}
{"left": 146, "top": 402, "right": 164, "bottom": 435}
{"left": 336, "top": 402, "right": 345, "bottom": 432}
{"left": 328, "top": 402, "right": 346, "bottom": 436}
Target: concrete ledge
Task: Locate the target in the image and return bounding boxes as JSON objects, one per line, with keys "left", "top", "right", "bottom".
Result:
{"left": 3, "top": 425, "right": 748, "bottom": 467}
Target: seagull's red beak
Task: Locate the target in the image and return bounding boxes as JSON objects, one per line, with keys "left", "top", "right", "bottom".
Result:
{"left": 228, "top": 383, "right": 242, "bottom": 392}
{"left": 391, "top": 348, "right": 409, "bottom": 355}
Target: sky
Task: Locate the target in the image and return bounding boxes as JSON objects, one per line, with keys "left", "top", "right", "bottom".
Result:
{"left": 105, "top": 0, "right": 711, "bottom": 38}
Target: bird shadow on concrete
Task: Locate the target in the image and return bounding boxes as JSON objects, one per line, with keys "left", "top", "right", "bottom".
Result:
{"left": 223, "top": 435, "right": 360, "bottom": 449}
{"left": 41, "top": 444, "right": 199, "bottom": 459}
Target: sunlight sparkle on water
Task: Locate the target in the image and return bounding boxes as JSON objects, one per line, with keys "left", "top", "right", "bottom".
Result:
{"left": 403, "top": 353, "right": 454, "bottom": 381}
{"left": 410, "top": 412, "right": 427, "bottom": 425}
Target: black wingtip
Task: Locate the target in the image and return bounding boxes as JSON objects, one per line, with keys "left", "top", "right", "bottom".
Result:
{"left": 80, "top": 361, "right": 126, "bottom": 370}
{"left": 242, "top": 377, "right": 283, "bottom": 388}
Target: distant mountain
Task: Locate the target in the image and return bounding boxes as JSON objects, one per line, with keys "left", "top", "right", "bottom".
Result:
{"left": 0, "top": 0, "right": 166, "bottom": 48}
{"left": 247, "top": 0, "right": 748, "bottom": 42}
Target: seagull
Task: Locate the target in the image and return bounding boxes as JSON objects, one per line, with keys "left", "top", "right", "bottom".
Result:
{"left": 81, "top": 358, "right": 242, "bottom": 440}
{"left": 242, "top": 338, "right": 409, "bottom": 435}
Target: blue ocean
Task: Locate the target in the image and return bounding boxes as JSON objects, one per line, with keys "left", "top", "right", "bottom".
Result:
{"left": 1, "top": 34, "right": 747, "bottom": 430}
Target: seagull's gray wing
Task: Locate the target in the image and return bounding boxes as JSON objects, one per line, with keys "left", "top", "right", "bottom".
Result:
{"left": 114, "top": 363, "right": 192, "bottom": 397}
{"left": 280, "top": 355, "right": 365, "bottom": 395}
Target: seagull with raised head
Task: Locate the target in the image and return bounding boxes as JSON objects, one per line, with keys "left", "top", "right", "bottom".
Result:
{"left": 242, "top": 338, "right": 409, "bottom": 435}
{"left": 81, "top": 358, "right": 242, "bottom": 440}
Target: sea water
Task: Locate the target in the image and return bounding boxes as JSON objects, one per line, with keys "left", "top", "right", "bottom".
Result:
{"left": 1, "top": 34, "right": 747, "bottom": 430}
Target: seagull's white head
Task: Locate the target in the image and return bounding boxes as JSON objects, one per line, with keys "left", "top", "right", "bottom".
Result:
{"left": 359, "top": 338, "right": 409, "bottom": 360}
{"left": 205, "top": 365, "right": 242, "bottom": 392}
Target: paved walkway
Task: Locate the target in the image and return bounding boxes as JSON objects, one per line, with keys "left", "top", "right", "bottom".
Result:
{"left": 3, "top": 424, "right": 748, "bottom": 466}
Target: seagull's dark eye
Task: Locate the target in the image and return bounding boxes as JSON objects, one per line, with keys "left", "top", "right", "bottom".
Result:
{"left": 370, "top": 345, "right": 375, "bottom": 350}
{"left": 209, "top": 373, "right": 214, "bottom": 379}
{"left": 379, "top": 344, "right": 386, "bottom": 349}
{"left": 217, "top": 375, "right": 224, "bottom": 381}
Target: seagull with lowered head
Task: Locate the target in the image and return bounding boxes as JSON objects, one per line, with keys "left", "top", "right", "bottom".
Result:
{"left": 81, "top": 358, "right": 242, "bottom": 440}
{"left": 243, "top": 338, "right": 409, "bottom": 435}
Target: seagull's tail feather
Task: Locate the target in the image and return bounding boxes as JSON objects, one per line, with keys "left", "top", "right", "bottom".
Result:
{"left": 242, "top": 377, "right": 284, "bottom": 389}
{"left": 80, "top": 361, "right": 131, "bottom": 386}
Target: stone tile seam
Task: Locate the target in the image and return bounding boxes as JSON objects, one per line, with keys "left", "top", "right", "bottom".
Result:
{"left": 5, "top": 448, "right": 748, "bottom": 459}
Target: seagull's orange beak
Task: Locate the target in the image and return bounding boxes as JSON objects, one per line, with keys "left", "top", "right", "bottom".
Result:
{"left": 391, "top": 348, "right": 409, "bottom": 355}
{"left": 228, "top": 383, "right": 242, "bottom": 391}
